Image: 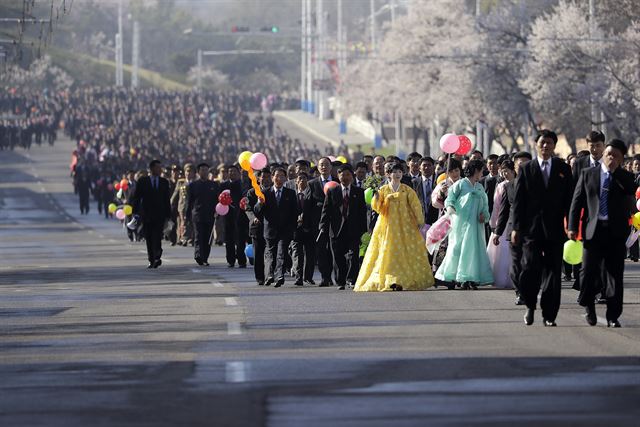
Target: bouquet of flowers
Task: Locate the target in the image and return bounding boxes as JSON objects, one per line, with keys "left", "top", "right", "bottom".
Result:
{"left": 363, "top": 175, "right": 384, "bottom": 191}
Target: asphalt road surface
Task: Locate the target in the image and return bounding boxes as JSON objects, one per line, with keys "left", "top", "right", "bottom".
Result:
{"left": 1, "top": 136, "right": 640, "bottom": 427}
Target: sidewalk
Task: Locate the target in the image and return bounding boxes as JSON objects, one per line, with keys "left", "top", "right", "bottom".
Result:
{"left": 274, "top": 110, "right": 372, "bottom": 148}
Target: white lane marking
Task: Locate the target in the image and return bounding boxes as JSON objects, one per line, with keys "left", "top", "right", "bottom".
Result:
{"left": 98, "top": 234, "right": 105, "bottom": 238}
{"left": 225, "top": 297, "right": 238, "bottom": 306}
{"left": 87, "top": 230, "right": 94, "bottom": 234}
{"left": 139, "top": 250, "right": 147, "bottom": 254}
{"left": 40, "top": 186, "right": 46, "bottom": 192}
{"left": 227, "top": 322, "right": 242, "bottom": 335}
{"left": 191, "top": 268, "right": 202, "bottom": 274}
{"left": 212, "top": 281, "right": 224, "bottom": 288}
{"left": 225, "top": 361, "right": 246, "bottom": 383}
{"left": 109, "top": 239, "right": 118, "bottom": 243}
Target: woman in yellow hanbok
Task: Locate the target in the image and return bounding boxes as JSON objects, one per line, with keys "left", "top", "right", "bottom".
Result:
{"left": 355, "top": 163, "right": 435, "bottom": 292}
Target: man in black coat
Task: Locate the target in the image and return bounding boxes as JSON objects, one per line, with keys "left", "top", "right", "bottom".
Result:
{"left": 220, "top": 164, "right": 249, "bottom": 268}
{"left": 568, "top": 139, "right": 636, "bottom": 328}
{"left": 493, "top": 151, "right": 532, "bottom": 305}
{"left": 291, "top": 172, "right": 316, "bottom": 286}
{"left": 186, "top": 163, "right": 220, "bottom": 266}
{"left": 307, "top": 157, "right": 335, "bottom": 286}
{"left": 572, "top": 131, "right": 606, "bottom": 181}
{"left": 511, "top": 130, "right": 574, "bottom": 326}
{"left": 255, "top": 167, "right": 298, "bottom": 287}
{"left": 412, "top": 156, "right": 438, "bottom": 227}
{"left": 132, "top": 159, "right": 172, "bottom": 268}
{"left": 319, "top": 164, "right": 368, "bottom": 290}
{"left": 244, "top": 168, "right": 272, "bottom": 286}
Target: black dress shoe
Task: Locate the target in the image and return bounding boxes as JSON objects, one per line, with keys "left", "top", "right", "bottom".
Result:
{"left": 607, "top": 319, "right": 621, "bottom": 328}
{"left": 154, "top": 259, "right": 162, "bottom": 268}
{"left": 195, "top": 258, "right": 204, "bottom": 266}
{"left": 524, "top": 308, "right": 534, "bottom": 325}
{"left": 515, "top": 296, "right": 525, "bottom": 306}
{"left": 304, "top": 279, "right": 316, "bottom": 285}
{"left": 227, "top": 263, "right": 235, "bottom": 268}
{"left": 238, "top": 264, "right": 246, "bottom": 269}
{"left": 147, "top": 262, "right": 155, "bottom": 269}
{"left": 596, "top": 297, "right": 607, "bottom": 305}
{"left": 294, "top": 281, "right": 303, "bottom": 287}
{"left": 584, "top": 306, "right": 597, "bottom": 326}
{"left": 274, "top": 280, "right": 284, "bottom": 288}
{"left": 264, "top": 278, "right": 274, "bottom": 287}
{"left": 202, "top": 262, "right": 209, "bottom": 267}
{"left": 543, "top": 319, "right": 557, "bottom": 327}
{"left": 319, "top": 281, "right": 332, "bottom": 287}
{"left": 257, "top": 281, "right": 264, "bottom": 286}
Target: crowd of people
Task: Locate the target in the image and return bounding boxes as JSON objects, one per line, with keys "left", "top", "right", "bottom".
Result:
{"left": 0, "top": 89, "right": 63, "bottom": 150}
{"left": 6, "top": 86, "right": 635, "bottom": 329}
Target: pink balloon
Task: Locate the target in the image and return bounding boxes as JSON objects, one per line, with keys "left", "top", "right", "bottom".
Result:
{"left": 250, "top": 152, "right": 268, "bottom": 170}
{"left": 636, "top": 199, "right": 640, "bottom": 211}
{"left": 439, "top": 133, "right": 460, "bottom": 154}
{"left": 115, "top": 209, "right": 126, "bottom": 220}
{"left": 222, "top": 189, "right": 231, "bottom": 194}
{"left": 328, "top": 156, "right": 337, "bottom": 162}
{"left": 216, "top": 203, "right": 229, "bottom": 216}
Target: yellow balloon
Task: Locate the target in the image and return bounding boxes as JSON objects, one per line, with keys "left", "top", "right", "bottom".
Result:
{"left": 108, "top": 203, "right": 117, "bottom": 214}
{"left": 436, "top": 173, "right": 447, "bottom": 184}
{"left": 123, "top": 204, "right": 133, "bottom": 216}
{"left": 336, "top": 155, "right": 347, "bottom": 164}
{"left": 238, "top": 151, "right": 253, "bottom": 171}
{"left": 632, "top": 212, "right": 640, "bottom": 230}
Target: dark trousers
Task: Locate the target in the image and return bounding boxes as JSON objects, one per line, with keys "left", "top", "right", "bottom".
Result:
{"left": 520, "top": 238, "right": 563, "bottom": 321}
{"left": 79, "top": 191, "right": 90, "bottom": 214}
{"left": 331, "top": 236, "right": 361, "bottom": 287}
{"left": 579, "top": 223, "right": 625, "bottom": 321}
{"left": 225, "top": 222, "right": 247, "bottom": 266}
{"left": 252, "top": 234, "right": 266, "bottom": 284}
{"left": 509, "top": 242, "right": 523, "bottom": 296}
{"left": 292, "top": 231, "right": 315, "bottom": 282}
{"left": 144, "top": 221, "right": 164, "bottom": 263}
{"left": 194, "top": 221, "right": 214, "bottom": 262}
{"left": 265, "top": 236, "right": 291, "bottom": 282}
{"left": 316, "top": 232, "right": 334, "bottom": 283}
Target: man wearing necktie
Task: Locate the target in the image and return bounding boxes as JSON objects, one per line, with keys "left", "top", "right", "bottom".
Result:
{"left": 319, "top": 164, "right": 367, "bottom": 290}
{"left": 291, "top": 172, "right": 316, "bottom": 286}
{"left": 132, "top": 160, "right": 172, "bottom": 269}
{"left": 307, "top": 157, "right": 335, "bottom": 286}
{"left": 568, "top": 139, "right": 636, "bottom": 328}
{"left": 511, "top": 130, "right": 574, "bottom": 326}
{"left": 412, "top": 156, "right": 438, "bottom": 228}
{"left": 255, "top": 168, "right": 298, "bottom": 287}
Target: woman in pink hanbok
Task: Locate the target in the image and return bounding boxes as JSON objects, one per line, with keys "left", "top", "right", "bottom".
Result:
{"left": 486, "top": 160, "right": 515, "bottom": 288}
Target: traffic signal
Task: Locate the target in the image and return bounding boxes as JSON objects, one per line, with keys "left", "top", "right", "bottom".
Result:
{"left": 231, "top": 26, "right": 250, "bottom": 33}
{"left": 259, "top": 26, "right": 279, "bottom": 33}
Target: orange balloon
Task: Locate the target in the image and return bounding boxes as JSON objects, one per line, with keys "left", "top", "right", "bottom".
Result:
{"left": 436, "top": 173, "right": 447, "bottom": 184}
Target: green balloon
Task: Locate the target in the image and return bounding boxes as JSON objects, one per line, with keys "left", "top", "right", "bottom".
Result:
{"left": 563, "top": 240, "right": 583, "bottom": 265}
{"left": 364, "top": 187, "right": 374, "bottom": 205}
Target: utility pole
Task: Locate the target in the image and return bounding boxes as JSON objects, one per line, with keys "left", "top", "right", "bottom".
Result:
{"left": 589, "top": 0, "right": 599, "bottom": 131}
{"left": 131, "top": 20, "right": 139, "bottom": 88}
{"left": 476, "top": 0, "right": 481, "bottom": 17}
{"left": 306, "top": 0, "right": 313, "bottom": 114}
{"left": 390, "top": 0, "right": 396, "bottom": 25}
{"left": 301, "top": 0, "right": 307, "bottom": 111}
{"left": 370, "top": 0, "right": 376, "bottom": 51}
{"left": 115, "top": 0, "right": 124, "bottom": 86}
{"left": 337, "top": 0, "right": 343, "bottom": 70}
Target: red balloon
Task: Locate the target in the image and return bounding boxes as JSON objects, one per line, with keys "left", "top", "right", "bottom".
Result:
{"left": 114, "top": 182, "right": 121, "bottom": 191}
{"left": 635, "top": 187, "right": 640, "bottom": 200}
{"left": 323, "top": 181, "right": 339, "bottom": 195}
{"left": 120, "top": 179, "right": 129, "bottom": 191}
{"left": 239, "top": 197, "right": 248, "bottom": 211}
{"left": 455, "top": 135, "right": 473, "bottom": 155}
{"left": 218, "top": 192, "right": 232, "bottom": 206}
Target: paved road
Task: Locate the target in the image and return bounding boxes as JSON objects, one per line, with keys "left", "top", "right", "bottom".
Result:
{"left": 1, "top": 137, "right": 640, "bottom": 426}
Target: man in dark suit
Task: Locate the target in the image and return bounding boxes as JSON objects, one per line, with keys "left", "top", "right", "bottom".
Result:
{"left": 291, "top": 172, "right": 316, "bottom": 286}
{"left": 493, "top": 151, "right": 532, "bottom": 305}
{"left": 132, "top": 159, "right": 172, "bottom": 268}
{"left": 244, "top": 168, "right": 272, "bottom": 286}
{"left": 511, "top": 130, "right": 574, "bottom": 326}
{"left": 220, "top": 164, "right": 249, "bottom": 268}
{"left": 308, "top": 157, "right": 335, "bottom": 286}
{"left": 186, "top": 163, "right": 220, "bottom": 266}
{"left": 568, "top": 139, "right": 636, "bottom": 328}
{"left": 319, "top": 164, "right": 368, "bottom": 290}
{"left": 480, "top": 154, "right": 501, "bottom": 216}
{"left": 255, "top": 167, "right": 298, "bottom": 287}
{"left": 412, "top": 156, "right": 438, "bottom": 226}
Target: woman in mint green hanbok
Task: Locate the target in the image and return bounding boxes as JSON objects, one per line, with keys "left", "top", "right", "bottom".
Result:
{"left": 435, "top": 160, "right": 494, "bottom": 289}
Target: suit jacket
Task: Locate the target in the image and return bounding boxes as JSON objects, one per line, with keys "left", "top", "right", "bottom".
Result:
{"left": 412, "top": 175, "right": 438, "bottom": 225}
{"left": 571, "top": 155, "right": 601, "bottom": 182}
{"left": 308, "top": 176, "right": 333, "bottom": 231}
{"left": 244, "top": 187, "right": 268, "bottom": 239}
{"left": 495, "top": 180, "right": 515, "bottom": 238}
{"left": 481, "top": 174, "right": 501, "bottom": 215}
{"left": 132, "top": 175, "right": 172, "bottom": 224}
{"left": 319, "top": 185, "right": 367, "bottom": 242}
{"left": 569, "top": 166, "right": 636, "bottom": 240}
{"left": 512, "top": 157, "right": 573, "bottom": 242}
{"left": 256, "top": 186, "right": 298, "bottom": 240}
{"left": 186, "top": 179, "right": 220, "bottom": 223}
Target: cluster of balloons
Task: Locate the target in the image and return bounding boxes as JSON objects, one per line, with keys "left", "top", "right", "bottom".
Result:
{"left": 238, "top": 151, "right": 267, "bottom": 201}
{"left": 108, "top": 203, "right": 133, "bottom": 221}
{"left": 426, "top": 214, "right": 451, "bottom": 254}
{"left": 439, "top": 133, "right": 473, "bottom": 156}
{"left": 216, "top": 190, "right": 232, "bottom": 216}
{"left": 114, "top": 179, "right": 129, "bottom": 192}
